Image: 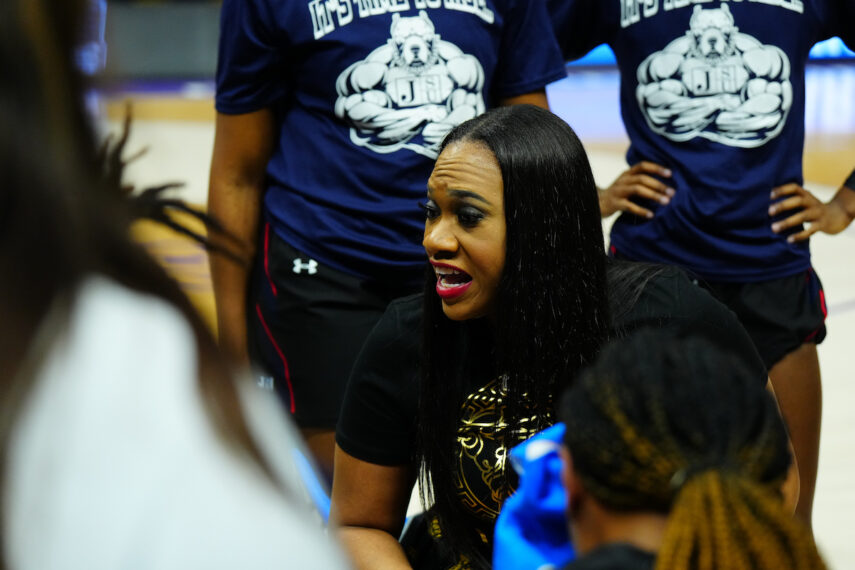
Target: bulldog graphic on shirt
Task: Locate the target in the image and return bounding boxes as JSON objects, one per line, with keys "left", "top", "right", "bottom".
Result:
{"left": 335, "top": 10, "right": 486, "bottom": 158}
{"left": 636, "top": 4, "right": 792, "bottom": 148}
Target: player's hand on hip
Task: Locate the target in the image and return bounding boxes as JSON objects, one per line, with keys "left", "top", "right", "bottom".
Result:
{"left": 599, "top": 161, "right": 674, "bottom": 219}
{"left": 770, "top": 183, "right": 854, "bottom": 243}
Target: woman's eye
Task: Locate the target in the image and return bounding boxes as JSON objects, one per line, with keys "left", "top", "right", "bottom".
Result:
{"left": 419, "top": 201, "right": 439, "bottom": 220}
{"left": 457, "top": 207, "right": 484, "bottom": 227}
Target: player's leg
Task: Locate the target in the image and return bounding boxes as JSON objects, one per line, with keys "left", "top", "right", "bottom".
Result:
{"left": 768, "top": 342, "right": 822, "bottom": 524}
{"left": 301, "top": 428, "right": 338, "bottom": 482}
{"left": 702, "top": 268, "right": 826, "bottom": 526}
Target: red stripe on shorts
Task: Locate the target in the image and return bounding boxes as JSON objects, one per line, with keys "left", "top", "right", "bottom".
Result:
{"left": 264, "top": 223, "right": 278, "bottom": 297}
{"left": 255, "top": 303, "right": 295, "bottom": 413}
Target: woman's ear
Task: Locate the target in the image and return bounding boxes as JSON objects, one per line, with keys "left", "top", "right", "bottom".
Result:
{"left": 559, "top": 445, "right": 585, "bottom": 516}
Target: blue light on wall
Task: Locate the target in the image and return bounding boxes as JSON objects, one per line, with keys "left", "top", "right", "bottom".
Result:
{"left": 568, "top": 37, "right": 854, "bottom": 67}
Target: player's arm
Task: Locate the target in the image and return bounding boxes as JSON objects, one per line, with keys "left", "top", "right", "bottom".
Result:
{"left": 500, "top": 89, "right": 549, "bottom": 109}
{"left": 331, "top": 446, "right": 416, "bottom": 569}
{"left": 769, "top": 168, "right": 855, "bottom": 243}
{"left": 207, "top": 109, "right": 275, "bottom": 365}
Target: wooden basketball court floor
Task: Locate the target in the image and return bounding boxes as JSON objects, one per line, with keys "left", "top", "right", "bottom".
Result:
{"left": 104, "top": 64, "right": 855, "bottom": 567}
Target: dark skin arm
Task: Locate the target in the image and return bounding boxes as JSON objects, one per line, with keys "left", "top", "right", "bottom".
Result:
{"left": 330, "top": 445, "right": 416, "bottom": 569}
{"left": 500, "top": 89, "right": 550, "bottom": 109}
{"left": 769, "top": 174, "right": 855, "bottom": 242}
{"left": 207, "top": 109, "right": 275, "bottom": 365}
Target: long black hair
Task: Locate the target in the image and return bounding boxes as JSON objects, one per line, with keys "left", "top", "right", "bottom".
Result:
{"left": 605, "top": 259, "right": 667, "bottom": 327}
{"left": 0, "top": 2, "right": 266, "bottom": 565}
{"left": 560, "top": 329, "right": 824, "bottom": 569}
{"left": 417, "top": 105, "right": 610, "bottom": 566}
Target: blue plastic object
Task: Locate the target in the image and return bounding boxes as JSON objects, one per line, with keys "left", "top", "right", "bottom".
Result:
{"left": 292, "top": 448, "right": 331, "bottom": 524}
{"left": 493, "top": 423, "right": 575, "bottom": 570}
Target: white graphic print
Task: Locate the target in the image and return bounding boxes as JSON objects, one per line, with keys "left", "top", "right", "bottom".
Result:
{"left": 334, "top": 11, "right": 485, "bottom": 158}
{"left": 636, "top": 4, "right": 792, "bottom": 148}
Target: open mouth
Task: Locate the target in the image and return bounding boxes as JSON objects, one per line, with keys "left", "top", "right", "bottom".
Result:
{"left": 434, "top": 266, "right": 473, "bottom": 298}
{"left": 435, "top": 266, "right": 472, "bottom": 286}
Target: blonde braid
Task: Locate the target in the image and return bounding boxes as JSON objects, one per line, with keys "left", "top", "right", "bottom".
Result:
{"left": 655, "top": 471, "right": 825, "bottom": 570}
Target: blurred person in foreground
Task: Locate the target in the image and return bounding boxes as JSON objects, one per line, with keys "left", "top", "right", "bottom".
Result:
{"left": 0, "top": 1, "right": 348, "bottom": 567}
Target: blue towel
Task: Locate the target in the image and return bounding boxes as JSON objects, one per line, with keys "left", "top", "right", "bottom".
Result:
{"left": 493, "top": 423, "right": 575, "bottom": 569}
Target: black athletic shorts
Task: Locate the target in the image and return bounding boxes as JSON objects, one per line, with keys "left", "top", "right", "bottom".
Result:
{"left": 698, "top": 269, "right": 827, "bottom": 370}
{"left": 248, "top": 224, "right": 421, "bottom": 428}
{"left": 609, "top": 248, "right": 827, "bottom": 370}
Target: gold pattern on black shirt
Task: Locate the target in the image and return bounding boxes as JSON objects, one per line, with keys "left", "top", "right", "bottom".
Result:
{"left": 454, "top": 376, "right": 543, "bottom": 522}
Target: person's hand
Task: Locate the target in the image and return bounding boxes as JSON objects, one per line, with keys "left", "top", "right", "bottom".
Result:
{"left": 599, "top": 161, "right": 674, "bottom": 218}
{"left": 769, "top": 183, "right": 855, "bottom": 243}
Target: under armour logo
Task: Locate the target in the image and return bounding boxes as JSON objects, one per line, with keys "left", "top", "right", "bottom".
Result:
{"left": 293, "top": 258, "right": 319, "bottom": 275}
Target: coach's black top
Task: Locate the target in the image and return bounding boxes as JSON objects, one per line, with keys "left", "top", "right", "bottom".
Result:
{"left": 335, "top": 265, "right": 766, "bottom": 560}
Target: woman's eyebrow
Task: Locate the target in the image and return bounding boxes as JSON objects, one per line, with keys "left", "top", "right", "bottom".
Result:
{"left": 448, "top": 189, "right": 491, "bottom": 205}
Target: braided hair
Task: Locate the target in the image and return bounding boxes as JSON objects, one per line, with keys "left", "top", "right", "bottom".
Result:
{"left": 560, "top": 328, "right": 825, "bottom": 570}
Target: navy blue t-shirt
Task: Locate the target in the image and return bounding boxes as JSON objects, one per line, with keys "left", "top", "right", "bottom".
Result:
{"left": 551, "top": 0, "right": 855, "bottom": 282}
{"left": 216, "top": 0, "right": 566, "bottom": 283}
